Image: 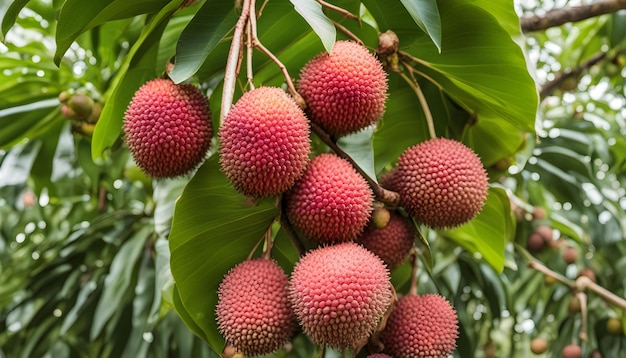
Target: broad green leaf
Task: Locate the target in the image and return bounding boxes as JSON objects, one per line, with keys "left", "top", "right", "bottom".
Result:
{"left": 338, "top": 126, "right": 377, "bottom": 182}
{"left": 169, "top": 1, "right": 237, "bottom": 83}
{"left": 54, "top": 0, "right": 172, "bottom": 64}
{"left": 290, "top": 0, "right": 336, "bottom": 53}
{"left": 361, "top": 0, "right": 425, "bottom": 46}
{"left": 403, "top": 2, "right": 538, "bottom": 133}
{"left": 0, "top": 0, "right": 30, "bottom": 42}
{"left": 92, "top": 2, "right": 180, "bottom": 159}
{"left": 0, "top": 99, "right": 59, "bottom": 149}
{"left": 463, "top": 116, "right": 525, "bottom": 167}
{"left": 472, "top": 1, "right": 523, "bottom": 38}
{"left": 399, "top": 0, "right": 441, "bottom": 51}
{"left": 169, "top": 155, "right": 279, "bottom": 351}
{"left": 442, "top": 187, "right": 512, "bottom": 272}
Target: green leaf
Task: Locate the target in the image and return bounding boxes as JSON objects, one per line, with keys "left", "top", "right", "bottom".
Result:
{"left": 91, "top": 224, "right": 151, "bottom": 340}
{"left": 0, "top": 0, "right": 30, "bottom": 42}
{"left": 338, "top": 126, "right": 377, "bottom": 181}
{"left": 441, "top": 187, "right": 513, "bottom": 272}
{"left": 169, "top": 155, "right": 280, "bottom": 351}
{"left": 290, "top": 0, "right": 336, "bottom": 53}
{"left": 463, "top": 117, "right": 525, "bottom": 167}
{"left": 92, "top": 2, "right": 180, "bottom": 159}
{"left": 54, "top": 0, "right": 172, "bottom": 64}
{"left": 399, "top": 0, "right": 441, "bottom": 51}
{"left": 169, "top": 1, "right": 237, "bottom": 83}
{"left": 404, "top": 1, "right": 538, "bottom": 133}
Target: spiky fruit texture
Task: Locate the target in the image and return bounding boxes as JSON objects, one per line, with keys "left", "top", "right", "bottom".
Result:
{"left": 123, "top": 79, "right": 212, "bottom": 178}
{"left": 527, "top": 233, "right": 545, "bottom": 253}
{"left": 216, "top": 259, "right": 295, "bottom": 356}
{"left": 393, "top": 138, "right": 488, "bottom": 229}
{"left": 298, "top": 41, "right": 388, "bottom": 137}
{"left": 561, "top": 344, "right": 582, "bottom": 358}
{"left": 358, "top": 211, "right": 415, "bottom": 269}
{"left": 286, "top": 153, "right": 373, "bottom": 243}
{"left": 368, "top": 354, "right": 394, "bottom": 358}
{"left": 219, "top": 87, "right": 310, "bottom": 197}
{"left": 530, "top": 338, "right": 548, "bottom": 354}
{"left": 289, "top": 243, "right": 392, "bottom": 349}
{"left": 381, "top": 294, "right": 459, "bottom": 358}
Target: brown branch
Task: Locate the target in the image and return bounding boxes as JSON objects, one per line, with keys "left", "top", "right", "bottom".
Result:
{"left": 521, "top": 0, "right": 626, "bottom": 33}
{"left": 309, "top": 122, "right": 400, "bottom": 206}
{"left": 539, "top": 50, "right": 608, "bottom": 99}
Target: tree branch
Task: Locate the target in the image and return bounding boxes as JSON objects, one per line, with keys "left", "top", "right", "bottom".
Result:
{"left": 521, "top": 0, "right": 626, "bottom": 33}
{"left": 539, "top": 50, "right": 608, "bottom": 99}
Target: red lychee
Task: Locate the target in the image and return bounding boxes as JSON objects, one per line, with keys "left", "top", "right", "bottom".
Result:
{"left": 358, "top": 211, "right": 415, "bottom": 269}
{"left": 219, "top": 87, "right": 311, "bottom": 197}
{"left": 285, "top": 153, "right": 373, "bottom": 243}
{"left": 123, "top": 78, "right": 212, "bottom": 178}
{"left": 381, "top": 294, "right": 459, "bottom": 358}
{"left": 216, "top": 259, "right": 295, "bottom": 356}
{"left": 562, "top": 246, "right": 578, "bottom": 264}
{"left": 289, "top": 243, "right": 392, "bottom": 350}
{"left": 298, "top": 40, "right": 388, "bottom": 137}
{"left": 367, "top": 354, "right": 394, "bottom": 358}
{"left": 530, "top": 338, "right": 548, "bottom": 354}
{"left": 561, "top": 344, "right": 582, "bottom": 358}
{"left": 535, "top": 225, "right": 553, "bottom": 242}
{"left": 527, "top": 233, "right": 545, "bottom": 253}
{"left": 393, "top": 138, "right": 489, "bottom": 229}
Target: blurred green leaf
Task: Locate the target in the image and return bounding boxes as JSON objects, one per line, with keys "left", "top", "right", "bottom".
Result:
{"left": 0, "top": 0, "right": 29, "bottom": 42}
{"left": 169, "top": 155, "right": 279, "bottom": 352}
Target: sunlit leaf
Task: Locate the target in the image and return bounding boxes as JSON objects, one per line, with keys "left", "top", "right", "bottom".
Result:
{"left": 399, "top": 0, "right": 441, "bottom": 51}
{"left": 290, "top": 0, "right": 336, "bottom": 53}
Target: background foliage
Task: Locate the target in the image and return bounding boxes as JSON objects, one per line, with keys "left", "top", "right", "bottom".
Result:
{"left": 0, "top": 0, "right": 624, "bottom": 357}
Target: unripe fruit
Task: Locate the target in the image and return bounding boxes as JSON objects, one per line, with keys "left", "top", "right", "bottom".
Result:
{"left": 68, "top": 93, "right": 95, "bottom": 118}
{"left": 123, "top": 78, "right": 212, "bottom": 178}
{"left": 544, "top": 275, "right": 558, "bottom": 286}
{"left": 289, "top": 243, "right": 392, "bottom": 350}
{"left": 577, "top": 268, "right": 596, "bottom": 283}
{"left": 530, "top": 338, "right": 548, "bottom": 354}
{"left": 219, "top": 87, "right": 310, "bottom": 197}
{"left": 536, "top": 225, "right": 553, "bottom": 242}
{"left": 533, "top": 206, "right": 547, "bottom": 220}
{"left": 298, "top": 41, "right": 388, "bottom": 137}
{"left": 286, "top": 153, "right": 373, "bottom": 243}
{"left": 562, "top": 246, "right": 578, "bottom": 264}
{"left": 568, "top": 296, "right": 581, "bottom": 313}
{"left": 358, "top": 211, "right": 415, "bottom": 269}
{"left": 371, "top": 205, "right": 391, "bottom": 229}
{"left": 381, "top": 294, "right": 459, "bottom": 358}
{"left": 393, "top": 138, "right": 489, "bottom": 229}
{"left": 216, "top": 259, "right": 295, "bottom": 356}
{"left": 606, "top": 317, "right": 623, "bottom": 335}
{"left": 561, "top": 344, "right": 582, "bottom": 358}
{"left": 527, "top": 233, "right": 545, "bottom": 253}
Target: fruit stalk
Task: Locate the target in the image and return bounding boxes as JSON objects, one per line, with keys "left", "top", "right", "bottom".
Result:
{"left": 398, "top": 67, "right": 437, "bottom": 139}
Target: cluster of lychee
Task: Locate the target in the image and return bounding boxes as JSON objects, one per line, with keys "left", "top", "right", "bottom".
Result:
{"left": 59, "top": 91, "right": 103, "bottom": 136}
{"left": 121, "top": 40, "right": 486, "bottom": 356}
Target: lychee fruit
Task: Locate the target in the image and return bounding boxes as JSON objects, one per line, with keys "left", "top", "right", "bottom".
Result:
{"left": 381, "top": 294, "right": 459, "bottom": 358}
{"left": 527, "top": 233, "right": 545, "bottom": 253}
{"left": 216, "top": 259, "right": 295, "bottom": 356}
{"left": 392, "top": 138, "right": 489, "bottom": 229}
{"left": 561, "top": 344, "right": 582, "bottom": 358}
{"left": 562, "top": 246, "right": 578, "bottom": 264}
{"left": 606, "top": 317, "right": 622, "bottom": 335}
{"left": 530, "top": 338, "right": 548, "bottom": 354}
{"left": 367, "top": 354, "right": 394, "bottom": 358}
{"left": 533, "top": 206, "right": 547, "bottom": 220}
{"left": 568, "top": 296, "right": 581, "bottom": 313}
{"left": 535, "top": 225, "right": 553, "bottom": 242}
{"left": 285, "top": 153, "right": 373, "bottom": 243}
{"left": 357, "top": 210, "right": 415, "bottom": 269}
{"left": 123, "top": 78, "right": 212, "bottom": 178}
{"left": 298, "top": 40, "right": 388, "bottom": 137}
{"left": 577, "top": 268, "right": 596, "bottom": 283}
{"left": 219, "top": 87, "right": 310, "bottom": 197}
{"left": 288, "top": 243, "right": 392, "bottom": 350}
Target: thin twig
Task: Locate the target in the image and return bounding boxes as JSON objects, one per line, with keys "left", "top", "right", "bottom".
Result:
{"left": 279, "top": 210, "right": 305, "bottom": 256}
{"left": 520, "top": 0, "right": 626, "bottom": 33}
{"left": 317, "top": 0, "right": 360, "bottom": 23}
{"left": 408, "top": 247, "right": 419, "bottom": 296}
{"left": 576, "top": 291, "right": 589, "bottom": 342}
{"left": 309, "top": 121, "right": 400, "bottom": 206}
{"left": 576, "top": 275, "right": 626, "bottom": 311}
{"left": 331, "top": 19, "right": 362, "bottom": 44}
{"left": 527, "top": 260, "right": 575, "bottom": 289}
{"left": 261, "top": 225, "right": 273, "bottom": 260}
{"left": 221, "top": 0, "right": 252, "bottom": 123}
{"left": 398, "top": 65, "right": 437, "bottom": 139}
{"left": 245, "top": 19, "right": 255, "bottom": 90}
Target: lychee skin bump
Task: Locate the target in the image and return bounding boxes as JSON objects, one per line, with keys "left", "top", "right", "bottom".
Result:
{"left": 298, "top": 41, "right": 388, "bottom": 137}
{"left": 285, "top": 153, "right": 374, "bottom": 243}
{"left": 394, "top": 138, "right": 489, "bottom": 229}
{"left": 216, "top": 259, "right": 296, "bottom": 356}
{"left": 123, "top": 78, "right": 212, "bottom": 178}
{"left": 358, "top": 210, "right": 415, "bottom": 269}
{"left": 219, "top": 87, "right": 311, "bottom": 197}
{"left": 289, "top": 243, "right": 392, "bottom": 350}
{"left": 381, "top": 294, "right": 459, "bottom": 358}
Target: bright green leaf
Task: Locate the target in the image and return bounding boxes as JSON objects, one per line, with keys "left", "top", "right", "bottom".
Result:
{"left": 0, "top": 0, "right": 30, "bottom": 42}
{"left": 399, "top": 0, "right": 441, "bottom": 51}
{"left": 169, "top": 155, "right": 280, "bottom": 352}
{"left": 290, "top": 0, "right": 336, "bottom": 53}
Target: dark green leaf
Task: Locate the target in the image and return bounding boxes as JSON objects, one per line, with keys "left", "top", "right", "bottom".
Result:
{"left": 169, "top": 155, "right": 279, "bottom": 351}
{"left": 169, "top": 1, "right": 237, "bottom": 83}
{"left": 0, "top": 0, "right": 30, "bottom": 42}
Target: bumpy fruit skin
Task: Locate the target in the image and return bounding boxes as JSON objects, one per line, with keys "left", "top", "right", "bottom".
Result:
{"left": 216, "top": 259, "right": 295, "bottom": 356}
{"left": 298, "top": 41, "right": 388, "bottom": 137}
{"left": 219, "top": 87, "right": 310, "bottom": 197}
{"left": 123, "top": 78, "right": 212, "bottom": 178}
{"left": 358, "top": 211, "right": 415, "bottom": 269}
{"left": 530, "top": 338, "right": 548, "bottom": 354}
{"left": 367, "top": 354, "right": 394, "bottom": 358}
{"left": 393, "top": 138, "right": 488, "bottom": 229}
{"left": 286, "top": 153, "right": 373, "bottom": 243}
{"left": 561, "top": 344, "right": 582, "bottom": 358}
{"left": 289, "top": 243, "right": 392, "bottom": 349}
{"left": 381, "top": 294, "right": 459, "bottom": 358}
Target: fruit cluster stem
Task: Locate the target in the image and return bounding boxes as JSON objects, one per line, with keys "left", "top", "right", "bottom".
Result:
{"left": 408, "top": 248, "right": 419, "bottom": 296}
{"left": 576, "top": 291, "right": 589, "bottom": 342}
{"left": 317, "top": 0, "right": 360, "bottom": 23}
{"left": 309, "top": 122, "right": 400, "bottom": 206}
{"left": 398, "top": 67, "right": 437, "bottom": 140}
